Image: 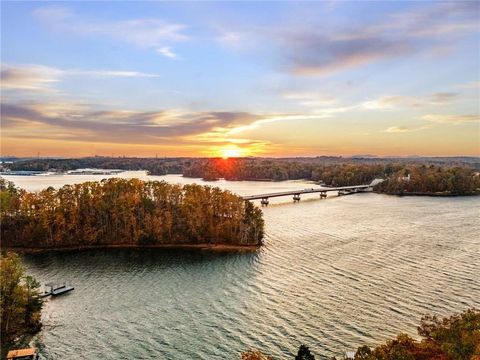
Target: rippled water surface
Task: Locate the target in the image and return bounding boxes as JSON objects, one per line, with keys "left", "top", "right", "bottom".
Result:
{"left": 5, "top": 173, "right": 480, "bottom": 359}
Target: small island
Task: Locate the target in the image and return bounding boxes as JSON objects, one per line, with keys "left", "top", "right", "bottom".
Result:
{"left": 0, "top": 178, "right": 264, "bottom": 252}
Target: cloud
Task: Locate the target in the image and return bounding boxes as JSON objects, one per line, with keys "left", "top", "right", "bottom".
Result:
{"left": 32, "top": 6, "right": 72, "bottom": 21}
{"left": 1, "top": 65, "right": 62, "bottom": 91}
{"left": 284, "top": 33, "right": 411, "bottom": 76}
{"left": 1, "top": 64, "right": 159, "bottom": 92}
{"left": 387, "top": 2, "right": 479, "bottom": 38}
{"left": 210, "top": 2, "right": 478, "bottom": 81}
{"left": 2, "top": 98, "right": 330, "bottom": 152}
{"left": 429, "top": 92, "right": 458, "bottom": 104}
{"left": 226, "top": 113, "right": 327, "bottom": 135}
{"left": 262, "top": 2, "right": 479, "bottom": 76}
{"left": 457, "top": 81, "right": 480, "bottom": 89}
{"left": 364, "top": 96, "right": 412, "bottom": 110}
{"left": 383, "top": 125, "right": 432, "bottom": 133}
{"left": 282, "top": 91, "right": 338, "bottom": 107}
{"left": 1, "top": 101, "right": 267, "bottom": 146}
{"left": 383, "top": 113, "right": 479, "bottom": 134}
{"left": 156, "top": 46, "right": 177, "bottom": 59}
{"left": 71, "top": 70, "right": 159, "bottom": 78}
{"left": 34, "top": 6, "right": 188, "bottom": 51}
{"left": 384, "top": 126, "right": 411, "bottom": 133}
{"left": 216, "top": 31, "right": 253, "bottom": 50}
{"left": 421, "top": 114, "right": 480, "bottom": 125}
{"left": 363, "top": 92, "right": 458, "bottom": 109}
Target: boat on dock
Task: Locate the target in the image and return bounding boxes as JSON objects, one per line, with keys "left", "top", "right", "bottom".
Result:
{"left": 40, "top": 282, "right": 74, "bottom": 298}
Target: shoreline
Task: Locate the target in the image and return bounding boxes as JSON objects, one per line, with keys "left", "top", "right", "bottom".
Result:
{"left": 3, "top": 243, "right": 261, "bottom": 254}
{"left": 374, "top": 191, "right": 480, "bottom": 197}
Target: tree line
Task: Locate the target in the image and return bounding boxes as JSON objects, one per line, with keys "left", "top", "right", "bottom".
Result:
{"left": 6, "top": 156, "right": 189, "bottom": 175}
{"left": 1, "top": 252, "right": 43, "bottom": 355}
{"left": 4, "top": 157, "right": 480, "bottom": 195}
{"left": 375, "top": 165, "right": 480, "bottom": 195}
{"left": 184, "top": 160, "right": 480, "bottom": 195}
{"left": 0, "top": 178, "right": 264, "bottom": 249}
{"left": 5, "top": 156, "right": 480, "bottom": 177}
{"left": 241, "top": 308, "right": 480, "bottom": 359}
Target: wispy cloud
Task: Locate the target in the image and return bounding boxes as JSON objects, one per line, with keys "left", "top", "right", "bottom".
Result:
{"left": 282, "top": 91, "right": 338, "bottom": 107}
{"left": 456, "top": 81, "right": 480, "bottom": 89}
{"left": 284, "top": 33, "right": 411, "bottom": 76}
{"left": 156, "top": 46, "right": 177, "bottom": 59}
{"left": 383, "top": 125, "right": 431, "bottom": 133}
{"left": 226, "top": 113, "right": 324, "bottom": 135}
{"left": 1, "top": 64, "right": 159, "bottom": 92}
{"left": 363, "top": 92, "right": 459, "bottom": 110}
{"left": 71, "top": 69, "right": 159, "bottom": 78}
{"left": 421, "top": 114, "right": 480, "bottom": 125}
{"left": 1, "top": 100, "right": 267, "bottom": 146}
{"left": 211, "top": 3, "right": 478, "bottom": 77}
{"left": 34, "top": 6, "right": 188, "bottom": 53}
{"left": 216, "top": 30, "right": 254, "bottom": 50}
{"left": 1, "top": 65, "right": 62, "bottom": 91}
{"left": 383, "top": 113, "right": 479, "bottom": 134}
{"left": 384, "top": 126, "right": 412, "bottom": 133}
{"left": 262, "top": 2, "right": 479, "bottom": 76}
{"left": 429, "top": 92, "right": 459, "bottom": 104}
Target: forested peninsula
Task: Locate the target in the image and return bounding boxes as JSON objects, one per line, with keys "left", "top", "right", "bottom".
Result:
{"left": 4, "top": 156, "right": 480, "bottom": 195}
{"left": 0, "top": 178, "right": 264, "bottom": 251}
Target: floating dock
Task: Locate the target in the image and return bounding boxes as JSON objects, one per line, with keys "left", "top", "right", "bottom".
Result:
{"left": 41, "top": 283, "right": 74, "bottom": 298}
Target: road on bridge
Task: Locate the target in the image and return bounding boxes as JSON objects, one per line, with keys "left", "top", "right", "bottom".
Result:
{"left": 242, "top": 178, "right": 384, "bottom": 204}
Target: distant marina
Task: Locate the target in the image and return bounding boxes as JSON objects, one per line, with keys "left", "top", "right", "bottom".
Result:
{"left": 66, "top": 168, "right": 125, "bottom": 175}
{"left": 0, "top": 168, "right": 125, "bottom": 176}
{"left": 0, "top": 170, "right": 47, "bottom": 176}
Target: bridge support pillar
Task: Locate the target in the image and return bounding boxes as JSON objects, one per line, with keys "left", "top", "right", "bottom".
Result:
{"left": 261, "top": 198, "right": 269, "bottom": 206}
{"left": 293, "top": 194, "right": 301, "bottom": 202}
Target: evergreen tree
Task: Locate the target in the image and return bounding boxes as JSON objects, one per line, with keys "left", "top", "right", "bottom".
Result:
{"left": 295, "top": 344, "right": 315, "bottom": 360}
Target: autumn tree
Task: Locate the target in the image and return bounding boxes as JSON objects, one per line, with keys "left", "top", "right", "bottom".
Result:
{"left": 1, "top": 178, "right": 265, "bottom": 249}
{"left": 349, "top": 309, "right": 480, "bottom": 360}
{"left": 240, "top": 350, "right": 273, "bottom": 360}
{"left": 0, "top": 252, "right": 43, "bottom": 350}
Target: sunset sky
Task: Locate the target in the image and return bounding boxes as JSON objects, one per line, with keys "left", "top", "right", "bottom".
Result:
{"left": 1, "top": 1, "right": 479, "bottom": 158}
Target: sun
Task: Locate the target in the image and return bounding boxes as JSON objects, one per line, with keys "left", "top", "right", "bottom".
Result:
{"left": 219, "top": 147, "right": 243, "bottom": 159}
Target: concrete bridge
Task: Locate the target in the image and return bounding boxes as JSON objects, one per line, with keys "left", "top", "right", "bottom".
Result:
{"left": 242, "top": 179, "right": 384, "bottom": 205}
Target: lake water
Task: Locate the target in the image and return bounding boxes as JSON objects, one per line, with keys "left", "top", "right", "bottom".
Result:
{"left": 3, "top": 172, "right": 480, "bottom": 359}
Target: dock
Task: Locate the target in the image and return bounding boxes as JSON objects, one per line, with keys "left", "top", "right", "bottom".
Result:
{"left": 41, "top": 282, "right": 74, "bottom": 298}
{"left": 7, "top": 348, "right": 38, "bottom": 360}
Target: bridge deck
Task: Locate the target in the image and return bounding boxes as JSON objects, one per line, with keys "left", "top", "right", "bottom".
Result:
{"left": 242, "top": 185, "right": 370, "bottom": 200}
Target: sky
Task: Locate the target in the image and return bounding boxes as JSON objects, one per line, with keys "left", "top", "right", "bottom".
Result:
{"left": 1, "top": 1, "right": 479, "bottom": 158}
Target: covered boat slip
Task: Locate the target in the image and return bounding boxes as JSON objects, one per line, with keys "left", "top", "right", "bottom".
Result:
{"left": 6, "top": 348, "right": 38, "bottom": 360}
{"left": 40, "top": 282, "right": 74, "bottom": 298}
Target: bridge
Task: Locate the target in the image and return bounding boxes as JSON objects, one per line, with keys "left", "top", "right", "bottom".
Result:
{"left": 242, "top": 179, "right": 384, "bottom": 205}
